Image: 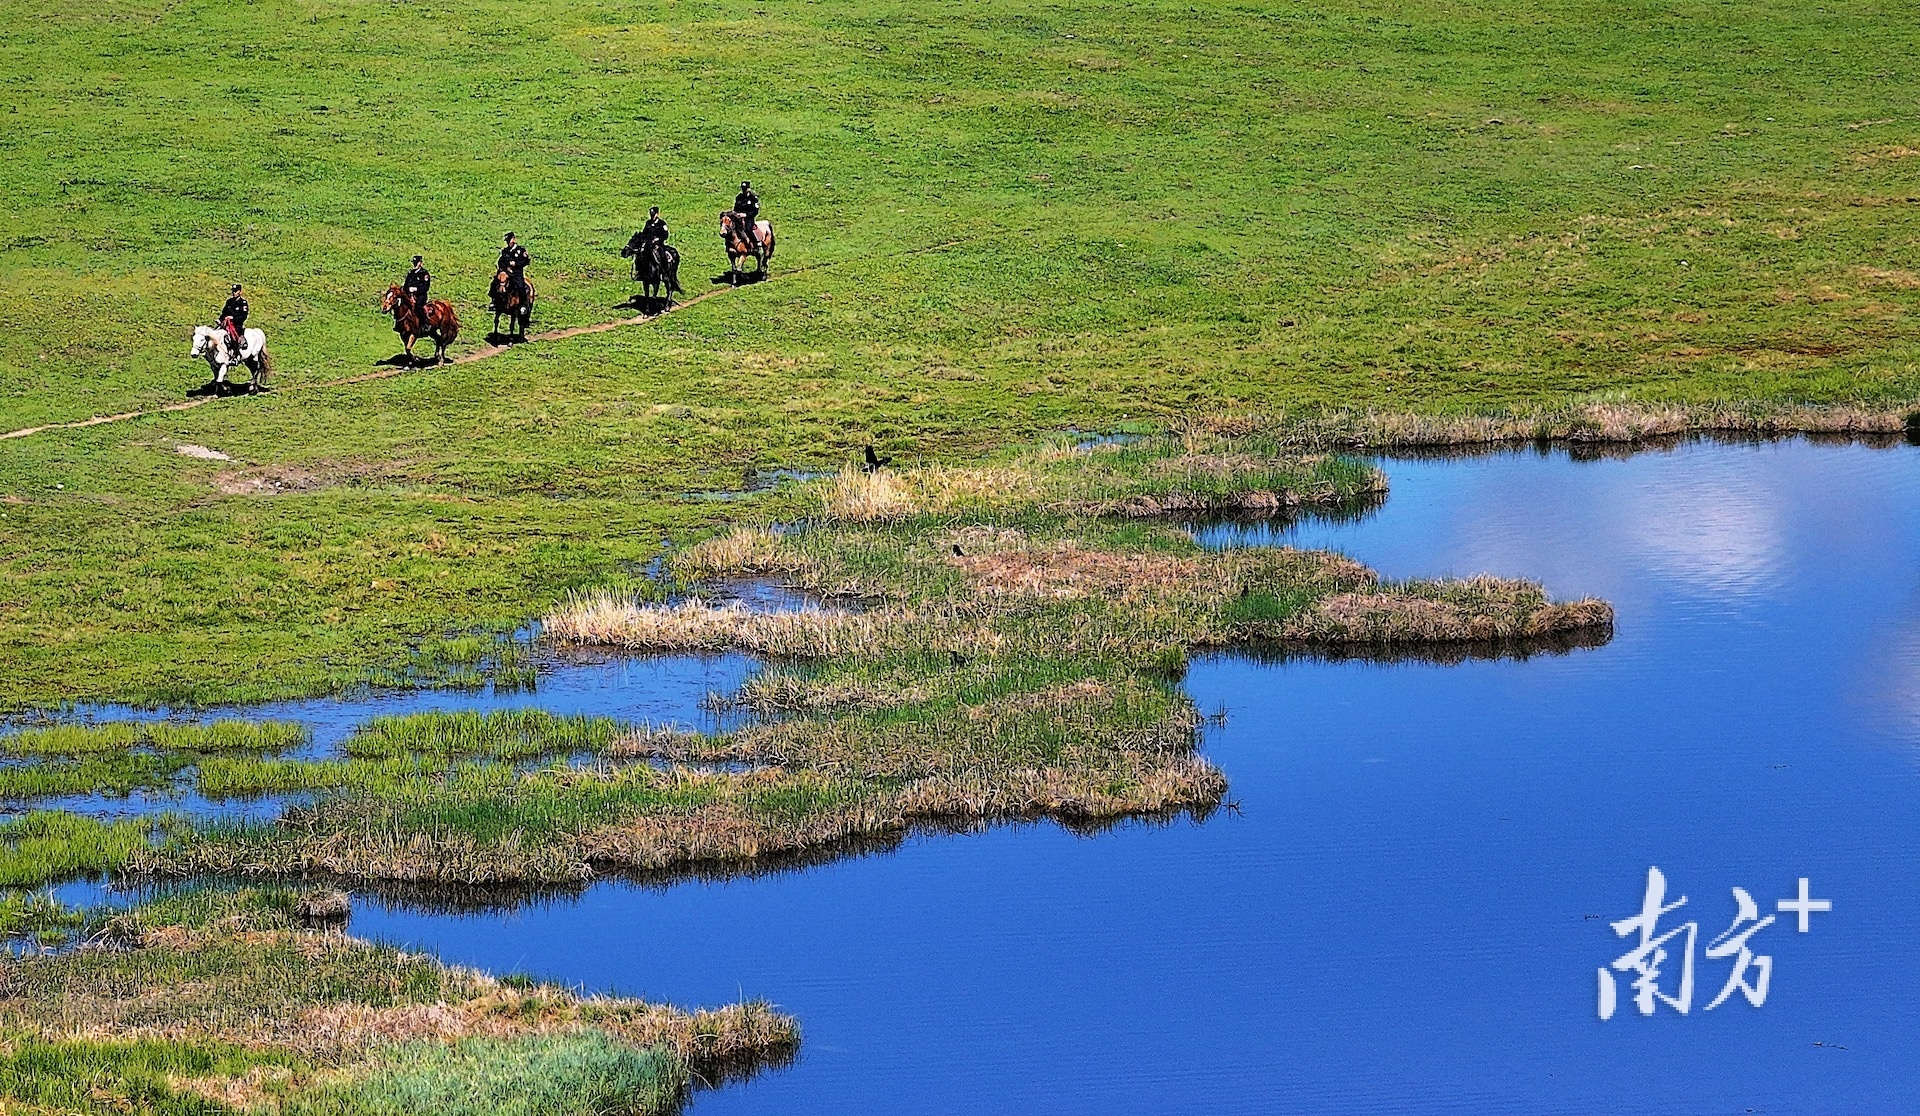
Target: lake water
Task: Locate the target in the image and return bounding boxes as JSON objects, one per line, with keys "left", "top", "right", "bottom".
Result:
{"left": 134, "top": 440, "right": 1920, "bottom": 1109}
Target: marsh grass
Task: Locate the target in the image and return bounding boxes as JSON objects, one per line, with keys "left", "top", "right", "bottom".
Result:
{"left": 0, "top": 1037, "right": 303, "bottom": 1116}
{"left": 0, "top": 889, "right": 84, "bottom": 946}
{"left": 95, "top": 442, "right": 1601, "bottom": 891}
{"left": 1, "top": 721, "right": 310, "bottom": 757}
{"left": 145, "top": 444, "right": 1599, "bottom": 887}
{"left": 286, "top": 1032, "right": 687, "bottom": 1116}
{"left": 0, "top": 812, "right": 177, "bottom": 888}
{"left": 345, "top": 710, "right": 620, "bottom": 762}
{"left": 0, "top": 752, "right": 190, "bottom": 801}
{"left": 0, "top": 886, "right": 796, "bottom": 1114}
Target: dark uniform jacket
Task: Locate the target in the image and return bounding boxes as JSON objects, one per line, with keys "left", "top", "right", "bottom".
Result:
{"left": 641, "top": 216, "right": 669, "bottom": 244}
{"left": 404, "top": 266, "right": 432, "bottom": 299}
{"left": 497, "top": 244, "right": 529, "bottom": 275}
{"left": 220, "top": 294, "right": 249, "bottom": 329}
{"left": 733, "top": 188, "right": 759, "bottom": 221}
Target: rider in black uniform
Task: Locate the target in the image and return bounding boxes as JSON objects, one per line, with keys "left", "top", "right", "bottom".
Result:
{"left": 403, "top": 256, "right": 431, "bottom": 317}
{"left": 219, "top": 285, "right": 249, "bottom": 357}
{"left": 639, "top": 207, "right": 669, "bottom": 250}
{"left": 732, "top": 182, "right": 760, "bottom": 249}
{"left": 496, "top": 233, "right": 530, "bottom": 305}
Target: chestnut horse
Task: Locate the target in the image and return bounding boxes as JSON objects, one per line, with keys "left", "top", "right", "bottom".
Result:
{"left": 381, "top": 287, "right": 460, "bottom": 364}
{"left": 488, "top": 271, "right": 535, "bottom": 340}
{"left": 719, "top": 211, "right": 775, "bottom": 283}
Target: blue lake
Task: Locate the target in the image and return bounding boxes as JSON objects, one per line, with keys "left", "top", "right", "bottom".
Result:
{"left": 283, "top": 439, "right": 1920, "bottom": 1110}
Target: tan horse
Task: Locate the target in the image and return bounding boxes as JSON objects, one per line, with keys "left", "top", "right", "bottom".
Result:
{"left": 381, "top": 286, "right": 460, "bottom": 364}
{"left": 720, "top": 211, "right": 775, "bottom": 283}
{"left": 488, "top": 270, "right": 535, "bottom": 340}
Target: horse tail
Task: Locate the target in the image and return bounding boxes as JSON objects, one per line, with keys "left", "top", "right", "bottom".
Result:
{"left": 664, "top": 246, "right": 682, "bottom": 293}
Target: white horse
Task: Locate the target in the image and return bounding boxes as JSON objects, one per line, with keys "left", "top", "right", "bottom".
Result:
{"left": 189, "top": 325, "right": 269, "bottom": 391}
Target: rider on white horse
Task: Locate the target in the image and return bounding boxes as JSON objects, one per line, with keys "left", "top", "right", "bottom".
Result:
{"left": 219, "top": 285, "right": 249, "bottom": 358}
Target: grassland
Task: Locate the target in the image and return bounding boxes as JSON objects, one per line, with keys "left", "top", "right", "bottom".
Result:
{"left": 0, "top": 887, "right": 796, "bottom": 1115}
{"left": 2, "top": 0, "right": 1920, "bottom": 708}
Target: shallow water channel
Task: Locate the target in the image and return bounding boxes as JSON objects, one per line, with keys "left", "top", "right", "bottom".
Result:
{"left": 333, "top": 437, "right": 1920, "bottom": 1112}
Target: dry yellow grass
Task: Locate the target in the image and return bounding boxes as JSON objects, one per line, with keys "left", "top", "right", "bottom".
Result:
{"left": 545, "top": 592, "right": 884, "bottom": 657}
{"left": 674, "top": 526, "right": 815, "bottom": 580}
{"left": 820, "top": 464, "right": 921, "bottom": 522}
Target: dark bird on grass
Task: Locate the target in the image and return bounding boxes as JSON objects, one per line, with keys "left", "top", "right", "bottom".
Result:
{"left": 951, "top": 544, "right": 964, "bottom": 557}
{"left": 863, "top": 444, "right": 891, "bottom": 472}
{"left": 949, "top": 650, "right": 968, "bottom": 667}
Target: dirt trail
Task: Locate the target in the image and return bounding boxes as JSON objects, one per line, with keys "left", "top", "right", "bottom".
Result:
{"left": 0, "top": 233, "right": 984, "bottom": 445}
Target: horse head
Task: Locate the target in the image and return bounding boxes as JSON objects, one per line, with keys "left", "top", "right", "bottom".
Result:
{"left": 189, "top": 327, "right": 215, "bottom": 358}
{"left": 379, "top": 286, "right": 402, "bottom": 314}
{"left": 621, "top": 232, "right": 643, "bottom": 258}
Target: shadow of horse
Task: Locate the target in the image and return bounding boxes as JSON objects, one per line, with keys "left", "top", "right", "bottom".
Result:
{"left": 612, "top": 294, "right": 675, "bottom": 315}
{"left": 710, "top": 270, "right": 768, "bottom": 287}
{"left": 186, "top": 379, "right": 264, "bottom": 398}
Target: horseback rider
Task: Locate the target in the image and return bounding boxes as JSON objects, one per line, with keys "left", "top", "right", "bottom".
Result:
{"left": 639, "top": 206, "right": 669, "bottom": 251}
{"left": 219, "top": 284, "right": 249, "bottom": 357}
{"left": 403, "top": 255, "right": 431, "bottom": 318}
{"left": 732, "top": 181, "right": 760, "bottom": 249}
{"left": 496, "top": 232, "right": 530, "bottom": 305}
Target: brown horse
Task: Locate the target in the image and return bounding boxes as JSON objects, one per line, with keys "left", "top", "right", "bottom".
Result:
{"left": 719, "top": 211, "right": 775, "bottom": 283}
{"left": 488, "top": 270, "right": 535, "bottom": 340}
{"left": 381, "top": 286, "right": 460, "bottom": 364}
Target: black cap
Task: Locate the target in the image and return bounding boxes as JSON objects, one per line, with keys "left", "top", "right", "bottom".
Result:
{"left": 231, "top": 284, "right": 242, "bottom": 292}
{"left": 504, "top": 231, "right": 516, "bottom": 241}
{"left": 741, "top": 181, "right": 750, "bottom": 188}
{"left": 649, "top": 206, "right": 659, "bottom": 215}
{"left": 411, "top": 254, "right": 423, "bottom": 263}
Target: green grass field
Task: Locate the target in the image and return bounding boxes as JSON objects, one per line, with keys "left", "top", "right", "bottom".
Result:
{"left": 4, "top": 0, "right": 1920, "bottom": 707}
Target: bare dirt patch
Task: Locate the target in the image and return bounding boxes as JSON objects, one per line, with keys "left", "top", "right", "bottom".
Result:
{"left": 211, "top": 459, "right": 407, "bottom": 496}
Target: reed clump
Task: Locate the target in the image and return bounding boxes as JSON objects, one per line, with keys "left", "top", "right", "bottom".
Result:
{"left": 675, "top": 526, "right": 819, "bottom": 580}
{"left": 546, "top": 593, "right": 890, "bottom": 657}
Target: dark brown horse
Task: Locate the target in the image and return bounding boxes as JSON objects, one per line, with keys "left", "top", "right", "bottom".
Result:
{"left": 620, "top": 233, "right": 683, "bottom": 309}
{"left": 719, "top": 211, "right": 775, "bottom": 283}
{"left": 488, "top": 270, "right": 535, "bottom": 340}
{"left": 381, "top": 286, "right": 460, "bottom": 364}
